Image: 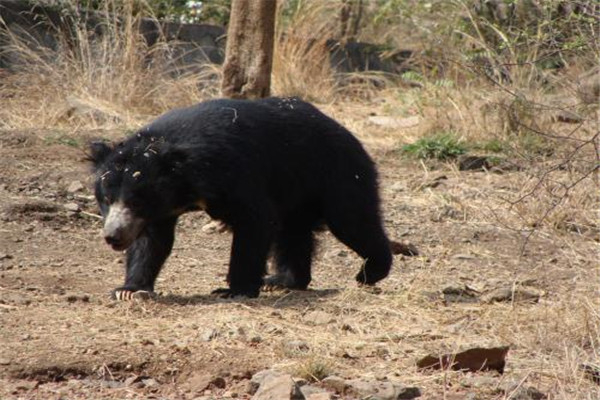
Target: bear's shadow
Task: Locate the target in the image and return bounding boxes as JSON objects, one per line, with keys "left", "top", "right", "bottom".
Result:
{"left": 157, "top": 288, "right": 340, "bottom": 308}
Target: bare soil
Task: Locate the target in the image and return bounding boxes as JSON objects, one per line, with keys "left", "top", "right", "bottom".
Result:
{"left": 0, "top": 129, "right": 598, "bottom": 399}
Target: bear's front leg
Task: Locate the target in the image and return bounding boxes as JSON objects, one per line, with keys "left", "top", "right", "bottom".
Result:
{"left": 112, "top": 217, "right": 177, "bottom": 301}
{"left": 212, "top": 210, "right": 273, "bottom": 299}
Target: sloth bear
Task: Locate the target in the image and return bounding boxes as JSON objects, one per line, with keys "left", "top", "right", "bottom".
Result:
{"left": 89, "top": 97, "right": 392, "bottom": 299}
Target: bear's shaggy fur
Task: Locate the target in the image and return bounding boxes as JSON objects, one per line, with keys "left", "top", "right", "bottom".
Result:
{"left": 89, "top": 97, "right": 392, "bottom": 298}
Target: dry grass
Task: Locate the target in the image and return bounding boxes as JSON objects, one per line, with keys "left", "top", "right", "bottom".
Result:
{"left": 0, "top": 0, "right": 220, "bottom": 131}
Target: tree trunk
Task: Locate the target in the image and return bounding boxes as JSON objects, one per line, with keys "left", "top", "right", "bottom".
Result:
{"left": 221, "top": 0, "right": 277, "bottom": 99}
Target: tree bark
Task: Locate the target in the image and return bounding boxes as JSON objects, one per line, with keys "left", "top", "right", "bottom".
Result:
{"left": 221, "top": 0, "right": 277, "bottom": 99}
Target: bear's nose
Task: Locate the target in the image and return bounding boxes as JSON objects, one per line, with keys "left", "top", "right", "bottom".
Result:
{"left": 104, "top": 234, "right": 122, "bottom": 247}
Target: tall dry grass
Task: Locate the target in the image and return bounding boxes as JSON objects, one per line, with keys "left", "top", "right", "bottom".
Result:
{"left": 0, "top": 0, "right": 219, "bottom": 131}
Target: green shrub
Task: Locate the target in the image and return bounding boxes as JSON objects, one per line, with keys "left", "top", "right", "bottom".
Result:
{"left": 402, "top": 132, "right": 467, "bottom": 160}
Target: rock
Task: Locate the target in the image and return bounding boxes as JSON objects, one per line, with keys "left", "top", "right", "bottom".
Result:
{"left": 390, "top": 240, "right": 419, "bottom": 256}
{"left": 581, "top": 362, "right": 600, "bottom": 384}
{"left": 321, "top": 376, "right": 347, "bottom": 393}
{"left": 285, "top": 340, "right": 310, "bottom": 353}
{"left": 417, "top": 346, "right": 509, "bottom": 374}
{"left": 202, "top": 220, "right": 229, "bottom": 234}
{"left": 100, "top": 380, "right": 124, "bottom": 389}
{"left": 481, "top": 286, "right": 543, "bottom": 303}
{"left": 417, "top": 175, "right": 447, "bottom": 190}
{"left": 124, "top": 375, "right": 143, "bottom": 387}
{"left": 229, "top": 379, "right": 254, "bottom": 396}
{"left": 299, "top": 384, "right": 330, "bottom": 399}
{"left": 336, "top": 377, "right": 421, "bottom": 400}
{"left": 250, "top": 370, "right": 286, "bottom": 394}
{"left": 442, "top": 284, "right": 479, "bottom": 304}
{"left": 303, "top": 310, "right": 334, "bottom": 326}
{"left": 368, "top": 115, "right": 420, "bottom": 129}
{"left": 305, "top": 392, "right": 333, "bottom": 400}
{"left": 458, "top": 155, "right": 491, "bottom": 171}
{"left": 63, "top": 202, "right": 80, "bottom": 213}
{"left": 201, "top": 328, "right": 219, "bottom": 342}
{"left": 142, "top": 378, "right": 159, "bottom": 388}
{"left": 182, "top": 372, "right": 213, "bottom": 393}
{"left": 0, "top": 358, "right": 11, "bottom": 365}
{"left": 67, "top": 180, "right": 84, "bottom": 193}
{"left": 499, "top": 380, "right": 547, "bottom": 400}
{"left": 553, "top": 110, "right": 584, "bottom": 124}
{"left": 65, "top": 95, "right": 123, "bottom": 123}
{"left": 14, "top": 379, "right": 39, "bottom": 390}
{"left": 251, "top": 372, "right": 304, "bottom": 400}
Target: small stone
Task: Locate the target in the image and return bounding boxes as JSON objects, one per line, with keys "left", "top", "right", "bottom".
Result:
{"left": 142, "top": 378, "right": 159, "bottom": 388}
{"left": 124, "top": 375, "right": 142, "bottom": 386}
{"left": 482, "top": 286, "right": 543, "bottom": 303}
{"left": 321, "top": 376, "right": 347, "bottom": 393}
{"left": 201, "top": 328, "right": 219, "bottom": 342}
{"left": 100, "top": 380, "right": 124, "bottom": 389}
{"left": 0, "top": 358, "right": 11, "bottom": 365}
{"left": 63, "top": 202, "right": 80, "bottom": 213}
{"left": 182, "top": 372, "right": 213, "bottom": 393}
{"left": 202, "top": 220, "right": 229, "bottom": 234}
{"left": 15, "top": 380, "right": 39, "bottom": 390}
{"left": 67, "top": 180, "right": 84, "bottom": 193}
{"left": 442, "top": 284, "right": 479, "bottom": 304}
{"left": 305, "top": 392, "right": 333, "bottom": 400}
{"left": 553, "top": 110, "right": 584, "bottom": 124}
{"left": 285, "top": 340, "right": 310, "bottom": 353}
{"left": 458, "top": 155, "right": 491, "bottom": 171}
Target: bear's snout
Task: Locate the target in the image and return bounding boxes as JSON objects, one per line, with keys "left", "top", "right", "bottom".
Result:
{"left": 102, "top": 201, "right": 143, "bottom": 251}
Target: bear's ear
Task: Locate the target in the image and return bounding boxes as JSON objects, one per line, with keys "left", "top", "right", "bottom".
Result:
{"left": 86, "top": 140, "right": 113, "bottom": 168}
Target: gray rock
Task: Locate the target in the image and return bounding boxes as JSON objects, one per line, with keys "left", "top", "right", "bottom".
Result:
{"left": 482, "top": 286, "right": 543, "bottom": 303}
{"left": 553, "top": 110, "right": 584, "bottom": 124}
{"left": 343, "top": 378, "right": 421, "bottom": 400}
{"left": 251, "top": 372, "right": 304, "bottom": 400}
{"left": 250, "top": 370, "right": 286, "bottom": 394}
{"left": 63, "top": 202, "right": 80, "bottom": 212}
{"left": 299, "top": 384, "right": 330, "bottom": 398}
{"left": 67, "top": 180, "right": 84, "bottom": 193}
{"left": 443, "top": 284, "right": 479, "bottom": 304}
{"left": 141, "top": 378, "right": 159, "bottom": 388}
{"left": 321, "top": 376, "right": 347, "bottom": 393}
{"left": 285, "top": 340, "right": 310, "bottom": 353}
{"left": 201, "top": 328, "right": 219, "bottom": 342}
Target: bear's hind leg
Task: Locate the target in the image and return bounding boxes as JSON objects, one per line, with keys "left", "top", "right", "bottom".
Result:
{"left": 264, "top": 222, "right": 314, "bottom": 291}
{"left": 112, "top": 217, "right": 177, "bottom": 300}
{"left": 324, "top": 194, "right": 392, "bottom": 286}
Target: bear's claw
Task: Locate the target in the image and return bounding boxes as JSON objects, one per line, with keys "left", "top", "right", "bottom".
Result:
{"left": 112, "top": 289, "right": 156, "bottom": 301}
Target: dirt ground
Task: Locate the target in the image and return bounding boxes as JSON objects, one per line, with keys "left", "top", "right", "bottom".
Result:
{"left": 0, "top": 127, "right": 598, "bottom": 400}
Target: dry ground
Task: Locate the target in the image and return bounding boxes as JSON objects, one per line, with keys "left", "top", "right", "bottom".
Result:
{"left": 0, "top": 112, "right": 598, "bottom": 399}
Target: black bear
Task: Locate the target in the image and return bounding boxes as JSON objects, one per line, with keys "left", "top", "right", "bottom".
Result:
{"left": 89, "top": 97, "right": 392, "bottom": 299}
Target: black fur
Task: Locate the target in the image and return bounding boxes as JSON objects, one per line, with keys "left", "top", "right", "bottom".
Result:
{"left": 90, "top": 97, "right": 392, "bottom": 298}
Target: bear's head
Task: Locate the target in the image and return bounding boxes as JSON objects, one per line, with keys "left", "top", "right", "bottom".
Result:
{"left": 88, "top": 135, "right": 189, "bottom": 251}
